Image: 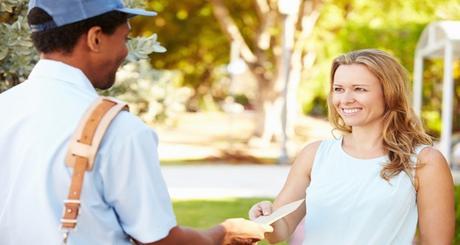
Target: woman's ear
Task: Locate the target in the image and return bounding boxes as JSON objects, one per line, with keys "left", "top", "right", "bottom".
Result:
{"left": 86, "top": 26, "right": 103, "bottom": 52}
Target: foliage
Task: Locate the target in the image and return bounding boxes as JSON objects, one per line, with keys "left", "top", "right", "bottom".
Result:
{"left": 0, "top": 0, "right": 188, "bottom": 124}
{"left": 421, "top": 60, "right": 460, "bottom": 137}
{"left": 173, "top": 198, "right": 286, "bottom": 245}
{"left": 298, "top": 0, "right": 460, "bottom": 137}
{"left": 132, "top": 0, "right": 460, "bottom": 137}
{"left": 0, "top": 0, "right": 166, "bottom": 93}
{"left": 126, "top": 34, "right": 166, "bottom": 62}
{"left": 455, "top": 185, "right": 460, "bottom": 244}
{"left": 103, "top": 60, "right": 193, "bottom": 125}
{"left": 3, "top": 0, "right": 460, "bottom": 136}
{"left": 130, "top": 0, "right": 235, "bottom": 110}
{"left": 0, "top": 0, "right": 35, "bottom": 92}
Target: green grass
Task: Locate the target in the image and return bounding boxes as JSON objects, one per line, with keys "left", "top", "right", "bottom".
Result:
{"left": 173, "top": 198, "right": 287, "bottom": 245}
{"left": 174, "top": 186, "right": 460, "bottom": 244}
{"left": 455, "top": 185, "right": 460, "bottom": 244}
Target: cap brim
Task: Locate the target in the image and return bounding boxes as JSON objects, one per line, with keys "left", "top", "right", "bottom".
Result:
{"left": 117, "top": 8, "right": 157, "bottom": 17}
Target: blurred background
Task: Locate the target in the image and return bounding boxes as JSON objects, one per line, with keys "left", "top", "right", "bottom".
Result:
{"left": 1, "top": 0, "right": 460, "bottom": 244}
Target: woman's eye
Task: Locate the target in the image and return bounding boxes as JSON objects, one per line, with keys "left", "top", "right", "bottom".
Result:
{"left": 355, "top": 87, "right": 366, "bottom": 92}
{"left": 333, "top": 87, "right": 343, "bottom": 92}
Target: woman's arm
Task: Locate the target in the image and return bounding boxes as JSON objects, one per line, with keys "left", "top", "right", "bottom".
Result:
{"left": 416, "top": 147, "right": 455, "bottom": 244}
{"left": 263, "top": 141, "right": 321, "bottom": 243}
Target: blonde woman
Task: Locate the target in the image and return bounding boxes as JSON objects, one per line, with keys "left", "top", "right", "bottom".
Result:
{"left": 249, "top": 49, "right": 455, "bottom": 244}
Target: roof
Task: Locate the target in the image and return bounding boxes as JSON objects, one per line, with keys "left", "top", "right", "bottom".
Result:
{"left": 416, "top": 21, "right": 460, "bottom": 58}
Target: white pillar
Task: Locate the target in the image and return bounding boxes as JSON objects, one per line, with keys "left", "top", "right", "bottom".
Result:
{"left": 278, "top": 0, "right": 301, "bottom": 165}
{"left": 413, "top": 54, "right": 424, "bottom": 117}
{"left": 440, "top": 42, "right": 454, "bottom": 165}
{"left": 278, "top": 13, "right": 296, "bottom": 165}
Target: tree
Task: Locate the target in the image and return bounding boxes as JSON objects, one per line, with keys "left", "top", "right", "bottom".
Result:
{"left": 103, "top": 60, "right": 193, "bottom": 126}
{"left": 207, "top": 0, "right": 322, "bottom": 143}
{"left": 0, "top": 0, "right": 193, "bottom": 125}
{"left": 306, "top": 0, "right": 460, "bottom": 138}
{"left": 133, "top": 0, "right": 460, "bottom": 142}
{"left": 131, "top": 1, "right": 324, "bottom": 143}
{"left": 130, "top": 0, "right": 234, "bottom": 112}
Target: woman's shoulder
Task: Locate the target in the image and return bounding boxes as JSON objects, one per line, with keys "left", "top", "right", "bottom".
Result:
{"left": 417, "top": 146, "right": 446, "bottom": 166}
{"left": 294, "top": 139, "right": 335, "bottom": 167}
{"left": 289, "top": 141, "right": 322, "bottom": 184}
{"left": 291, "top": 138, "right": 341, "bottom": 185}
{"left": 296, "top": 138, "right": 340, "bottom": 159}
{"left": 416, "top": 146, "right": 452, "bottom": 185}
{"left": 299, "top": 140, "right": 322, "bottom": 156}
{"left": 293, "top": 141, "right": 322, "bottom": 166}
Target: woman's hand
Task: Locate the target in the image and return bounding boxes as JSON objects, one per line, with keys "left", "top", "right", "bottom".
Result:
{"left": 248, "top": 201, "right": 273, "bottom": 220}
{"left": 246, "top": 141, "right": 319, "bottom": 243}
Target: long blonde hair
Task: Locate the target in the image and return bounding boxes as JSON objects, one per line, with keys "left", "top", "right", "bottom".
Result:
{"left": 327, "top": 49, "right": 432, "bottom": 181}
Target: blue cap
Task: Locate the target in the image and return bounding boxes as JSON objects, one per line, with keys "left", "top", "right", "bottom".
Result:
{"left": 28, "top": 0, "right": 156, "bottom": 32}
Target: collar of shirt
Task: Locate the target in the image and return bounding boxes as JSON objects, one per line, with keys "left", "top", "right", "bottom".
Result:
{"left": 28, "top": 59, "right": 98, "bottom": 96}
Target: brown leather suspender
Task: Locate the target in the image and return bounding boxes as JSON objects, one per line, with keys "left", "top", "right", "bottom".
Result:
{"left": 60, "top": 97, "right": 129, "bottom": 242}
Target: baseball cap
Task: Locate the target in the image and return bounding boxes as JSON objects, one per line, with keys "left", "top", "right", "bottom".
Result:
{"left": 28, "top": 0, "right": 156, "bottom": 32}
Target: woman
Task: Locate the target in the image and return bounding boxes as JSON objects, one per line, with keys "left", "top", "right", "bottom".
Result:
{"left": 249, "top": 49, "right": 455, "bottom": 244}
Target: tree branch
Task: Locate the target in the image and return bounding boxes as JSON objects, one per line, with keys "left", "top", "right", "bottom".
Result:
{"left": 256, "top": 10, "right": 275, "bottom": 50}
{"left": 293, "top": 0, "right": 322, "bottom": 59}
{"left": 253, "top": 0, "right": 274, "bottom": 50}
{"left": 208, "top": 0, "right": 258, "bottom": 64}
{"left": 254, "top": 0, "right": 270, "bottom": 19}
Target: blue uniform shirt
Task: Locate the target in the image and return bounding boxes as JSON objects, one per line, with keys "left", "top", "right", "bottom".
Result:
{"left": 0, "top": 59, "right": 176, "bottom": 244}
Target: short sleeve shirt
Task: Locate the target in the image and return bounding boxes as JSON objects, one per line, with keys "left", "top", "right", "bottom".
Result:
{"left": 0, "top": 60, "right": 176, "bottom": 244}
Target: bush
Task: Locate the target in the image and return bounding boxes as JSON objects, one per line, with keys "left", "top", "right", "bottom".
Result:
{"left": 104, "top": 60, "right": 193, "bottom": 125}
{"left": 0, "top": 0, "right": 165, "bottom": 93}
{"left": 0, "top": 0, "right": 36, "bottom": 92}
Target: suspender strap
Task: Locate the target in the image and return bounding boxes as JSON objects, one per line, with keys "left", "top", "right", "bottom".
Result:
{"left": 61, "top": 97, "right": 128, "bottom": 230}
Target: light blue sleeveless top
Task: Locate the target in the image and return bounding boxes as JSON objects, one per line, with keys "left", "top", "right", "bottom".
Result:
{"left": 303, "top": 137, "right": 426, "bottom": 245}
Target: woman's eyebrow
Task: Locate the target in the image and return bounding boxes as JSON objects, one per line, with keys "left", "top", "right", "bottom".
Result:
{"left": 332, "top": 82, "right": 370, "bottom": 86}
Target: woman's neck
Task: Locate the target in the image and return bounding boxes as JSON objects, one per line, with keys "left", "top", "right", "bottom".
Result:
{"left": 343, "top": 123, "right": 386, "bottom": 158}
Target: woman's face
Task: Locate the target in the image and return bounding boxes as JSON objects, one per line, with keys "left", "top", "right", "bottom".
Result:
{"left": 332, "top": 64, "right": 385, "bottom": 129}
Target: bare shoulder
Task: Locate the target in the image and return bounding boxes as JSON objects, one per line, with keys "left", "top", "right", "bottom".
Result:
{"left": 291, "top": 140, "right": 322, "bottom": 179}
{"left": 416, "top": 146, "right": 452, "bottom": 184}
{"left": 295, "top": 140, "right": 322, "bottom": 165}
{"left": 302, "top": 140, "right": 322, "bottom": 153}
{"left": 418, "top": 146, "right": 448, "bottom": 167}
{"left": 274, "top": 140, "right": 322, "bottom": 205}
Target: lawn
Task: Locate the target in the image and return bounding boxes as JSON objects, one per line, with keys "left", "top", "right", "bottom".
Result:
{"left": 174, "top": 186, "right": 460, "bottom": 244}
{"left": 173, "top": 198, "right": 287, "bottom": 245}
{"left": 455, "top": 185, "right": 460, "bottom": 244}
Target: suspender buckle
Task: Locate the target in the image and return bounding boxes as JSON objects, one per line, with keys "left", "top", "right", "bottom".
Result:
{"left": 61, "top": 199, "right": 81, "bottom": 229}
{"left": 61, "top": 228, "right": 70, "bottom": 245}
{"left": 64, "top": 199, "right": 81, "bottom": 205}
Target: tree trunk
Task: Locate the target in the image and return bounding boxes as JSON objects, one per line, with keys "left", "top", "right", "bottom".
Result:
{"left": 209, "top": 0, "right": 322, "bottom": 143}
{"left": 286, "top": 1, "right": 321, "bottom": 136}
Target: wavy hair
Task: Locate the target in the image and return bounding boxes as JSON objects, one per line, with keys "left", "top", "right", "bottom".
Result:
{"left": 327, "top": 49, "right": 432, "bottom": 181}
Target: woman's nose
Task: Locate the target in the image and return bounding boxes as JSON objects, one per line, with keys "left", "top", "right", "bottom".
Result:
{"left": 341, "top": 91, "right": 356, "bottom": 104}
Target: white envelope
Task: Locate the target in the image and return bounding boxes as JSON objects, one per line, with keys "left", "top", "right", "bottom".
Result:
{"left": 254, "top": 199, "right": 305, "bottom": 225}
